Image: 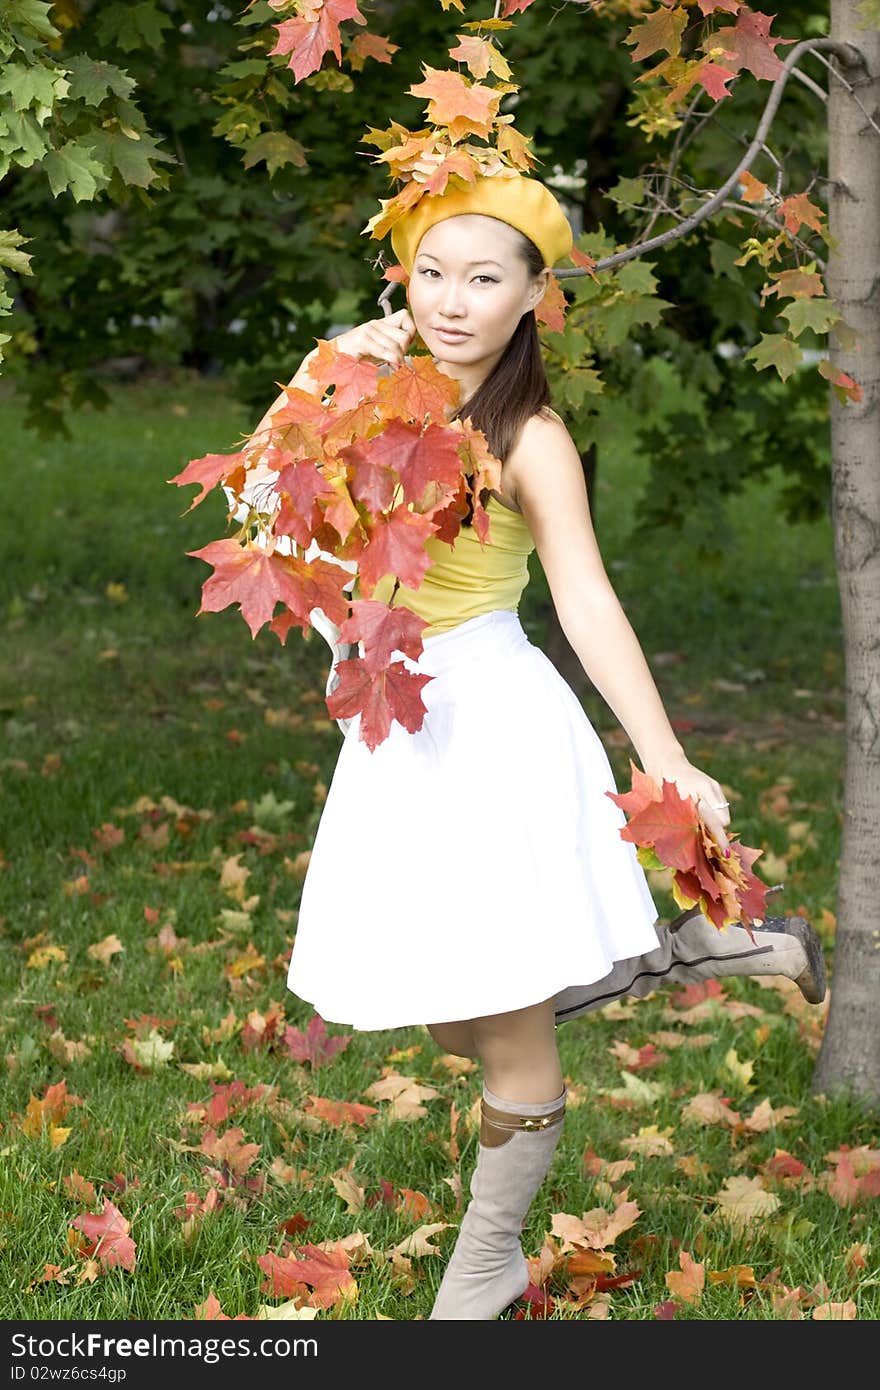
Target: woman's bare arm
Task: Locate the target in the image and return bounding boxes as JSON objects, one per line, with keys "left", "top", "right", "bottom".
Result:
{"left": 507, "top": 412, "right": 732, "bottom": 852}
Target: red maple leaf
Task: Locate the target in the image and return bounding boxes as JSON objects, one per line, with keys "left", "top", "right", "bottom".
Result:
{"left": 70, "top": 1200, "right": 136, "bottom": 1272}
{"left": 168, "top": 449, "right": 248, "bottom": 512}
{"left": 197, "top": 1127, "right": 261, "bottom": 1179}
{"left": 281, "top": 1014, "right": 352, "bottom": 1068}
{"left": 356, "top": 505, "right": 438, "bottom": 596}
{"left": 258, "top": 1242, "right": 356, "bottom": 1308}
{"left": 717, "top": 9, "right": 796, "bottom": 81}
{"left": 270, "top": 0, "right": 367, "bottom": 85}
{"left": 190, "top": 541, "right": 351, "bottom": 639}
{"left": 325, "top": 656, "right": 433, "bottom": 751}
{"left": 274, "top": 458, "right": 339, "bottom": 546}
{"left": 339, "top": 599, "right": 429, "bottom": 675}
{"left": 608, "top": 761, "right": 768, "bottom": 929}
{"left": 619, "top": 779, "right": 701, "bottom": 870}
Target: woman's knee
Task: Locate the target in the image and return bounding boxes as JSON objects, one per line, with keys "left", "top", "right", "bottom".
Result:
{"left": 470, "top": 997, "right": 561, "bottom": 1097}
{"left": 470, "top": 996, "right": 557, "bottom": 1055}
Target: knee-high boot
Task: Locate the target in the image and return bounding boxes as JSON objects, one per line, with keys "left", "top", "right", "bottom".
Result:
{"left": 429, "top": 1082, "right": 567, "bottom": 1320}
{"left": 553, "top": 910, "right": 826, "bottom": 1026}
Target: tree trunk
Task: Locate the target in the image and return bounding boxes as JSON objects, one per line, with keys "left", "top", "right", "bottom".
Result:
{"left": 812, "top": 2, "right": 880, "bottom": 1106}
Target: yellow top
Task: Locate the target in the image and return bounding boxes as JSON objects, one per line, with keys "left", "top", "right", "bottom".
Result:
{"left": 354, "top": 492, "right": 535, "bottom": 638}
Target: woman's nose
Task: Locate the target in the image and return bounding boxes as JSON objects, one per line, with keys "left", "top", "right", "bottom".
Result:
{"left": 438, "top": 281, "right": 467, "bottom": 315}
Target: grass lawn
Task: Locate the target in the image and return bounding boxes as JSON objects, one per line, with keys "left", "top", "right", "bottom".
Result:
{"left": 1, "top": 371, "right": 874, "bottom": 1322}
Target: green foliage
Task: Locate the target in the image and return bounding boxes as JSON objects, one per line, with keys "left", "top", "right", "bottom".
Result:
{"left": 0, "top": 0, "right": 838, "bottom": 534}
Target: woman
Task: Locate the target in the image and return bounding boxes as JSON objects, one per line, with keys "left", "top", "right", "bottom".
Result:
{"left": 237, "top": 174, "right": 824, "bottom": 1320}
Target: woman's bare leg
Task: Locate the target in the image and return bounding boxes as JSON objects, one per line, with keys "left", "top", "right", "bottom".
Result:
{"left": 426, "top": 1021, "right": 477, "bottom": 1058}
{"left": 470, "top": 996, "right": 563, "bottom": 1101}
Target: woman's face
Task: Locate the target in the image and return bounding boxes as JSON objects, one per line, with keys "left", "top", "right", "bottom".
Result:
{"left": 406, "top": 214, "right": 550, "bottom": 395}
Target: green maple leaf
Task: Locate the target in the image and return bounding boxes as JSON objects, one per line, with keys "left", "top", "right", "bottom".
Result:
{"left": 42, "top": 138, "right": 107, "bottom": 200}
{"left": 0, "top": 109, "right": 50, "bottom": 170}
{"left": 88, "top": 127, "right": 174, "bottom": 189}
{"left": 0, "top": 228, "right": 33, "bottom": 276}
{"left": 252, "top": 790, "right": 296, "bottom": 827}
{"left": 603, "top": 293, "right": 670, "bottom": 348}
{"left": 0, "top": 61, "right": 60, "bottom": 112}
{"left": 780, "top": 298, "right": 841, "bottom": 339}
{"left": 3, "top": 0, "right": 59, "bottom": 46}
{"left": 744, "top": 332, "right": 803, "bottom": 381}
{"left": 64, "top": 55, "right": 136, "bottom": 107}
{"left": 243, "top": 131, "right": 308, "bottom": 176}
{"left": 94, "top": 1, "right": 173, "bottom": 54}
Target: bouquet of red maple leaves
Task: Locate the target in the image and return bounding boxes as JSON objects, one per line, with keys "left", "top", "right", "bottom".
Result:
{"left": 169, "top": 341, "right": 506, "bottom": 751}
{"left": 607, "top": 762, "right": 770, "bottom": 932}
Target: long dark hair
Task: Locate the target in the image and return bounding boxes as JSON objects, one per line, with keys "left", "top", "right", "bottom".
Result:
{"left": 446, "top": 230, "right": 557, "bottom": 527}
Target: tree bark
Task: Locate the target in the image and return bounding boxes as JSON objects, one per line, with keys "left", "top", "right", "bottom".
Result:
{"left": 812, "top": 2, "right": 880, "bottom": 1106}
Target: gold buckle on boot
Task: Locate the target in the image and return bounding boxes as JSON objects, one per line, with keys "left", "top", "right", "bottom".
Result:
{"left": 480, "top": 1099, "right": 567, "bottom": 1148}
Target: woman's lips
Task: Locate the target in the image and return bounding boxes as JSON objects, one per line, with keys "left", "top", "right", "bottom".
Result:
{"left": 434, "top": 328, "right": 471, "bottom": 341}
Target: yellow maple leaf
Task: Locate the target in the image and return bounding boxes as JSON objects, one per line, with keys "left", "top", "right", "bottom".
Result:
{"left": 720, "top": 1047, "right": 756, "bottom": 1093}
{"left": 87, "top": 933, "right": 124, "bottom": 964}
{"left": 27, "top": 944, "right": 68, "bottom": 970}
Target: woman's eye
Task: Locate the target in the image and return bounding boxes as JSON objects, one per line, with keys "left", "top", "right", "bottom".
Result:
{"left": 418, "top": 269, "right": 496, "bottom": 284}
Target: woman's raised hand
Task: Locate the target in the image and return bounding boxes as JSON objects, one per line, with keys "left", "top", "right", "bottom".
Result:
{"left": 645, "top": 754, "right": 733, "bottom": 857}
{"left": 334, "top": 308, "right": 417, "bottom": 367}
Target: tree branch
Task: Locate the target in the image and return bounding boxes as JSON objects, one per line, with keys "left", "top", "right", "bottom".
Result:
{"left": 551, "top": 37, "right": 869, "bottom": 281}
{"left": 376, "top": 35, "right": 868, "bottom": 314}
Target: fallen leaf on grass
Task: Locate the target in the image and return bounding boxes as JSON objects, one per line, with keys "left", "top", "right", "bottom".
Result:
{"left": 665, "top": 1250, "right": 704, "bottom": 1305}
{"left": 329, "top": 1168, "right": 366, "bottom": 1214}
{"left": 179, "top": 1060, "right": 234, "bottom": 1082}
{"left": 680, "top": 1091, "right": 742, "bottom": 1128}
{"left": 389, "top": 1222, "right": 450, "bottom": 1258}
{"left": 742, "top": 1097, "right": 798, "bottom": 1132}
{"left": 362, "top": 1072, "right": 440, "bottom": 1121}
{"left": 706, "top": 1265, "right": 756, "bottom": 1289}
{"left": 619, "top": 1125, "right": 675, "bottom": 1158}
{"left": 302, "top": 1095, "right": 378, "bottom": 1129}
{"left": 62, "top": 1172, "right": 97, "bottom": 1204}
{"left": 119, "top": 1029, "right": 174, "bottom": 1070}
{"left": 197, "top": 1127, "right": 260, "bottom": 1180}
{"left": 551, "top": 1202, "right": 641, "bottom": 1254}
{"left": 256, "top": 1300, "right": 320, "bottom": 1320}
{"left": 601, "top": 1071, "right": 664, "bottom": 1107}
{"left": 258, "top": 1242, "right": 357, "bottom": 1309}
{"left": 813, "top": 1299, "right": 858, "bottom": 1320}
{"left": 46, "top": 1030, "right": 93, "bottom": 1064}
{"left": 70, "top": 1199, "right": 136, "bottom": 1273}
{"left": 193, "top": 1291, "right": 256, "bottom": 1320}
{"left": 713, "top": 1175, "right": 781, "bottom": 1233}
{"left": 281, "top": 1014, "right": 352, "bottom": 1068}
{"left": 86, "top": 934, "right": 124, "bottom": 964}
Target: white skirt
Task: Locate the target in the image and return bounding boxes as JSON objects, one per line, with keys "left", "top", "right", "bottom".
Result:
{"left": 287, "top": 608, "right": 660, "bottom": 1030}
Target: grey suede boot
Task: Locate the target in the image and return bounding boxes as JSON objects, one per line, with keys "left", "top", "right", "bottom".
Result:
{"left": 554, "top": 910, "right": 826, "bottom": 1025}
{"left": 429, "top": 1083, "right": 567, "bottom": 1320}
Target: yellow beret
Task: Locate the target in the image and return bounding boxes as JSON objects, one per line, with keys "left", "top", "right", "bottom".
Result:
{"left": 389, "top": 172, "right": 573, "bottom": 274}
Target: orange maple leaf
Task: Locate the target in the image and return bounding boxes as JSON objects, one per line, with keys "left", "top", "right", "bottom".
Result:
{"left": 303, "top": 1095, "right": 378, "bottom": 1129}
{"left": 258, "top": 1242, "right": 356, "bottom": 1308}
{"left": 408, "top": 67, "right": 501, "bottom": 141}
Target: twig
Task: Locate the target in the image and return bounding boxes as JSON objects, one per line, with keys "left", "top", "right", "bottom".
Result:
{"left": 378, "top": 34, "right": 868, "bottom": 310}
